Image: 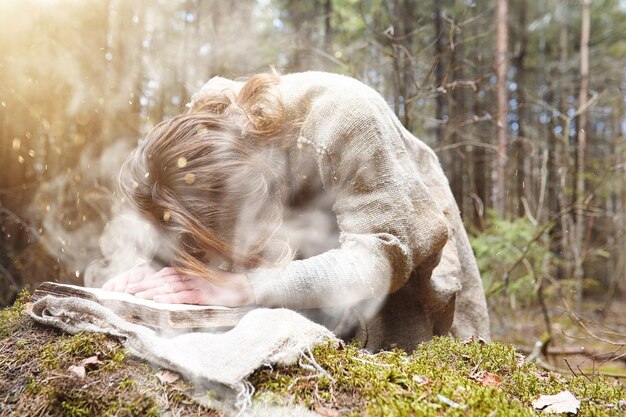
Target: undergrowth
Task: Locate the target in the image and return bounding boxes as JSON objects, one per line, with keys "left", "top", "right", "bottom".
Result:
{"left": 251, "top": 339, "right": 625, "bottom": 416}
{"left": 0, "top": 292, "right": 624, "bottom": 416}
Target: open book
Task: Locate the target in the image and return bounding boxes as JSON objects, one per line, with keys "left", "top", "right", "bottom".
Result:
{"left": 32, "top": 281, "right": 254, "bottom": 330}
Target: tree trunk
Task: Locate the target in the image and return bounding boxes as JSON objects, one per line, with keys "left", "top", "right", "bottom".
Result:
{"left": 323, "top": 0, "right": 332, "bottom": 53}
{"left": 604, "top": 79, "right": 625, "bottom": 313}
{"left": 448, "top": 28, "right": 465, "bottom": 207}
{"left": 514, "top": 0, "right": 527, "bottom": 218}
{"left": 494, "top": 0, "right": 509, "bottom": 218}
{"left": 433, "top": 0, "right": 445, "bottom": 146}
{"left": 574, "top": 0, "right": 591, "bottom": 311}
{"left": 554, "top": 0, "right": 570, "bottom": 280}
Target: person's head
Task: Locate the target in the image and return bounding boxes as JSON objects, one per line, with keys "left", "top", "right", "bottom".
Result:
{"left": 119, "top": 74, "right": 291, "bottom": 281}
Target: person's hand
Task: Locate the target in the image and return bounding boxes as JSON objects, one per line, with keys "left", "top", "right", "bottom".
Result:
{"left": 102, "top": 264, "right": 158, "bottom": 293}
{"left": 125, "top": 267, "right": 255, "bottom": 307}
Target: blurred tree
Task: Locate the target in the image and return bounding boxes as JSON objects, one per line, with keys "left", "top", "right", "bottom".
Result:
{"left": 494, "top": 0, "right": 509, "bottom": 218}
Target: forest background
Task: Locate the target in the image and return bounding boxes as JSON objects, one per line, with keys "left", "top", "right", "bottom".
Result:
{"left": 0, "top": 0, "right": 625, "bottom": 355}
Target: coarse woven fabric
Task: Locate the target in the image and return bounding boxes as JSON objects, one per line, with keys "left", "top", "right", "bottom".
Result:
{"left": 29, "top": 295, "right": 335, "bottom": 392}
{"left": 190, "top": 71, "right": 490, "bottom": 352}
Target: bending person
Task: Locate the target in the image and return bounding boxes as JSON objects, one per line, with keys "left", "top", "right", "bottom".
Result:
{"left": 103, "top": 72, "right": 490, "bottom": 351}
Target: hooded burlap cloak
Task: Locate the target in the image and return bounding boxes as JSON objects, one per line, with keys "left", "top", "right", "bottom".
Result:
{"left": 190, "top": 71, "right": 490, "bottom": 351}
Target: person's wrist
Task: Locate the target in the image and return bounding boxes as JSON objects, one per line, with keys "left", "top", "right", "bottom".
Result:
{"left": 239, "top": 273, "right": 256, "bottom": 306}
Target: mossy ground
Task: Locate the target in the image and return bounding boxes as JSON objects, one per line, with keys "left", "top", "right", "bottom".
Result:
{"left": 0, "top": 292, "right": 624, "bottom": 416}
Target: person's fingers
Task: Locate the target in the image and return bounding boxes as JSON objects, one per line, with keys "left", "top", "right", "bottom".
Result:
{"left": 133, "top": 278, "right": 191, "bottom": 299}
{"left": 125, "top": 265, "right": 157, "bottom": 286}
{"left": 123, "top": 267, "right": 157, "bottom": 293}
{"left": 153, "top": 289, "right": 201, "bottom": 304}
{"left": 112, "top": 275, "right": 129, "bottom": 293}
{"left": 102, "top": 265, "right": 160, "bottom": 292}
{"left": 150, "top": 267, "right": 180, "bottom": 279}
{"left": 126, "top": 271, "right": 185, "bottom": 294}
{"left": 102, "top": 279, "right": 115, "bottom": 291}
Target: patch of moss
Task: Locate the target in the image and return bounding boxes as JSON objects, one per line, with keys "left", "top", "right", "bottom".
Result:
{"left": 39, "top": 331, "right": 121, "bottom": 371}
{"left": 0, "top": 300, "right": 221, "bottom": 417}
{"left": 0, "top": 289, "right": 31, "bottom": 339}
{"left": 251, "top": 338, "right": 626, "bottom": 416}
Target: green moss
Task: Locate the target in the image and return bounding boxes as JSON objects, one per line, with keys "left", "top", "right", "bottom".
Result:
{"left": 51, "top": 379, "right": 160, "bottom": 417}
{"left": 251, "top": 337, "right": 626, "bottom": 416}
{"left": 0, "top": 289, "right": 31, "bottom": 339}
{"left": 119, "top": 377, "right": 136, "bottom": 389}
{"left": 40, "top": 331, "right": 124, "bottom": 371}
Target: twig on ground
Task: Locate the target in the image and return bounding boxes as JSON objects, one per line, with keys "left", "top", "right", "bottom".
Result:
{"left": 561, "top": 299, "right": 626, "bottom": 346}
{"left": 517, "top": 344, "right": 626, "bottom": 363}
{"left": 536, "top": 358, "right": 626, "bottom": 380}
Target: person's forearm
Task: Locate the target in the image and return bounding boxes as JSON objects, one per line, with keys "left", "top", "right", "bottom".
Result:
{"left": 248, "top": 240, "right": 401, "bottom": 309}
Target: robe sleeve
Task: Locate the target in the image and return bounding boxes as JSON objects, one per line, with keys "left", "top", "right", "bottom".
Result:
{"left": 249, "top": 94, "right": 450, "bottom": 308}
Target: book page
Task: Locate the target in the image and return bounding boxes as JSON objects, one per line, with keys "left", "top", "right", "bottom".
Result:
{"left": 49, "top": 283, "right": 234, "bottom": 312}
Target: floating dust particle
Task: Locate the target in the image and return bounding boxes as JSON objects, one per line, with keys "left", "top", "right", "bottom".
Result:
{"left": 75, "top": 270, "right": 80, "bottom": 278}
{"left": 184, "top": 173, "right": 195, "bottom": 184}
{"left": 46, "top": 205, "right": 50, "bottom": 212}
{"left": 144, "top": 172, "right": 150, "bottom": 178}
{"left": 17, "top": 156, "right": 25, "bottom": 164}
{"left": 177, "top": 157, "right": 187, "bottom": 168}
{"left": 28, "top": 149, "right": 35, "bottom": 157}
{"left": 12, "top": 138, "right": 20, "bottom": 151}
{"left": 197, "top": 126, "right": 209, "bottom": 135}
{"left": 1, "top": 101, "right": 5, "bottom": 107}
{"left": 74, "top": 134, "right": 86, "bottom": 145}
{"left": 334, "top": 50, "right": 343, "bottom": 59}
{"left": 163, "top": 210, "right": 171, "bottom": 221}
{"left": 132, "top": 181, "right": 139, "bottom": 189}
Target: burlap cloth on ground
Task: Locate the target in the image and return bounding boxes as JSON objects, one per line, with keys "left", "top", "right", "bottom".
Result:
{"left": 29, "top": 295, "right": 335, "bottom": 416}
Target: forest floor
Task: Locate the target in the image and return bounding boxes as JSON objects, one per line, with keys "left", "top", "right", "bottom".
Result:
{"left": 0, "top": 291, "right": 624, "bottom": 417}
{"left": 489, "top": 295, "right": 626, "bottom": 378}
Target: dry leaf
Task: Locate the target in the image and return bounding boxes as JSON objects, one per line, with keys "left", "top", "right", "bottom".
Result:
{"left": 470, "top": 370, "right": 503, "bottom": 387}
{"left": 462, "top": 336, "right": 487, "bottom": 345}
{"left": 412, "top": 375, "right": 433, "bottom": 386}
{"left": 532, "top": 390, "right": 580, "bottom": 414}
{"left": 314, "top": 406, "right": 340, "bottom": 417}
{"left": 80, "top": 355, "right": 102, "bottom": 368}
{"left": 156, "top": 370, "right": 180, "bottom": 384}
{"left": 68, "top": 365, "right": 86, "bottom": 379}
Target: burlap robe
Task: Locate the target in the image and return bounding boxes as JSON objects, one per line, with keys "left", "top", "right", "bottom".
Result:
{"left": 191, "top": 72, "right": 491, "bottom": 351}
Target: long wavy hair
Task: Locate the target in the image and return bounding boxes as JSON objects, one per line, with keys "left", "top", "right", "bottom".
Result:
{"left": 118, "top": 74, "right": 292, "bottom": 282}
